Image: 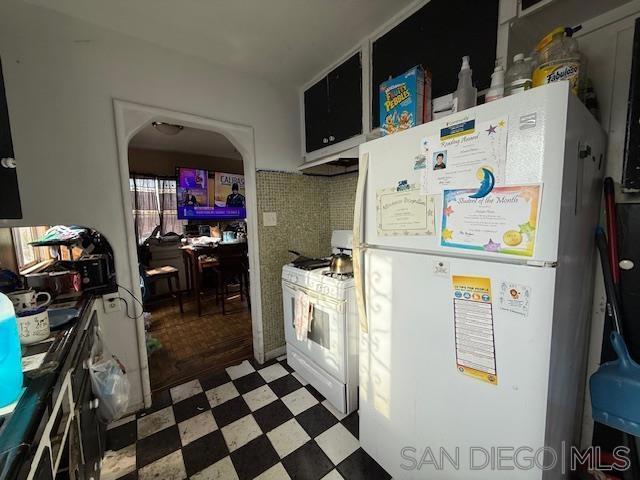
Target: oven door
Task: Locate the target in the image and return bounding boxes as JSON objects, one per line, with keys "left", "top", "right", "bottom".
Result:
{"left": 282, "top": 281, "right": 346, "bottom": 382}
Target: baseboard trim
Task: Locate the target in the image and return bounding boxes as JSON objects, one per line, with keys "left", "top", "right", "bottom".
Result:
{"left": 265, "top": 345, "right": 286, "bottom": 361}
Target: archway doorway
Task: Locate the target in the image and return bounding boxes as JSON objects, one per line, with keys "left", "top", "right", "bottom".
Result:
{"left": 113, "top": 101, "right": 264, "bottom": 404}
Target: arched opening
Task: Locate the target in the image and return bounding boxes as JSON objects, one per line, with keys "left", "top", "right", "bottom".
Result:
{"left": 117, "top": 104, "right": 261, "bottom": 393}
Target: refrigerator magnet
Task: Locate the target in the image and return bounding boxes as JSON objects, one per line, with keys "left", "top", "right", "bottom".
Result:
{"left": 499, "top": 281, "right": 531, "bottom": 317}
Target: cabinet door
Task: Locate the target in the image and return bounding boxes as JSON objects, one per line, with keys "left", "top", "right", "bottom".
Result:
{"left": 33, "top": 446, "right": 54, "bottom": 480}
{"left": 327, "top": 52, "right": 362, "bottom": 145}
{"left": 0, "top": 59, "right": 21, "bottom": 219}
{"left": 77, "top": 377, "right": 103, "bottom": 478}
{"left": 304, "top": 76, "right": 329, "bottom": 153}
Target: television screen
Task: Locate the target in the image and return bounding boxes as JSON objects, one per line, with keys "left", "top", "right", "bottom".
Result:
{"left": 176, "top": 168, "right": 246, "bottom": 220}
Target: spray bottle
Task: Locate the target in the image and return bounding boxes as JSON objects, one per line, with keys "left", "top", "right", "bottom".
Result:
{"left": 485, "top": 63, "right": 505, "bottom": 103}
{"left": 452, "top": 56, "right": 477, "bottom": 112}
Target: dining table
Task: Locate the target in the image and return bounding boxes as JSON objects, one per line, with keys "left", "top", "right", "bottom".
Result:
{"left": 180, "top": 240, "right": 247, "bottom": 316}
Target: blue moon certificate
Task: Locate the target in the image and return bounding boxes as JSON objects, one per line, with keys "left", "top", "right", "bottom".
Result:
{"left": 441, "top": 184, "right": 542, "bottom": 256}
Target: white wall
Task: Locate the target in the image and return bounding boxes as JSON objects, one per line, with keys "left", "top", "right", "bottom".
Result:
{"left": 0, "top": 0, "right": 300, "bottom": 408}
{"left": 128, "top": 148, "right": 244, "bottom": 177}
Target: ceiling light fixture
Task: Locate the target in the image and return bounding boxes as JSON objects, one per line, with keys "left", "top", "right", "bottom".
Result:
{"left": 152, "top": 121, "right": 184, "bottom": 136}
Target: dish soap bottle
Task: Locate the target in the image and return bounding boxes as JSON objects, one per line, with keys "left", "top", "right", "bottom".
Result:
{"left": 485, "top": 63, "right": 504, "bottom": 103}
{"left": 505, "top": 54, "right": 532, "bottom": 96}
{"left": 532, "top": 26, "right": 583, "bottom": 97}
{"left": 452, "top": 56, "right": 477, "bottom": 112}
{"left": 0, "top": 292, "right": 23, "bottom": 408}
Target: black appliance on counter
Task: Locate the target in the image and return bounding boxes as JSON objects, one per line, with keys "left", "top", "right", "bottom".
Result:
{"left": 61, "top": 254, "right": 114, "bottom": 292}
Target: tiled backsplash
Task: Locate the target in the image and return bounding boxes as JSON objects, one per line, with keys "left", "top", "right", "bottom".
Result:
{"left": 256, "top": 170, "right": 358, "bottom": 356}
{"left": 326, "top": 172, "right": 358, "bottom": 231}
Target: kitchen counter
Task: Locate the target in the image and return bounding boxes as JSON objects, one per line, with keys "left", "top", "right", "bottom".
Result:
{"left": 0, "top": 295, "right": 97, "bottom": 479}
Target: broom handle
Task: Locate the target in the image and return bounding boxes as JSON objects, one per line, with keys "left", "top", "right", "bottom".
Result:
{"left": 596, "top": 227, "right": 624, "bottom": 335}
{"left": 604, "top": 178, "right": 621, "bottom": 286}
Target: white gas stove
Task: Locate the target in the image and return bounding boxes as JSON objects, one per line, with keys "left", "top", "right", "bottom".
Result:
{"left": 282, "top": 230, "right": 358, "bottom": 415}
{"left": 281, "top": 264, "right": 354, "bottom": 300}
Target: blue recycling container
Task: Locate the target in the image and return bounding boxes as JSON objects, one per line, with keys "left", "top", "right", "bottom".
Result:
{"left": 0, "top": 293, "right": 23, "bottom": 408}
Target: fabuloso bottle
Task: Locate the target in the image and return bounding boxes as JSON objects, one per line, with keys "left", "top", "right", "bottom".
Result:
{"left": 532, "top": 26, "right": 583, "bottom": 97}
{"left": 452, "top": 56, "right": 477, "bottom": 112}
{"left": 0, "top": 292, "right": 23, "bottom": 408}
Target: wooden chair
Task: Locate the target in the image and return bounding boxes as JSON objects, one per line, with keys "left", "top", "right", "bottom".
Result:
{"left": 196, "top": 255, "right": 220, "bottom": 316}
{"left": 213, "top": 243, "right": 250, "bottom": 315}
{"left": 143, "top": 265, "right": 184, "bottom": 313}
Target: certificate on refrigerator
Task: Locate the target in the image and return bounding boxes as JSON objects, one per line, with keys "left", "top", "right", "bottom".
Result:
{"left": 421, "top": 116, "right": 508, "bottom": 194}
{"left": 376, "top": 184, "right": 435, "bottom": 236}
{"left": 441, "top": 184, "right": 542, "bottom": 257}
{"left": 452, "top": 275, "right": 497, "bottom": 385}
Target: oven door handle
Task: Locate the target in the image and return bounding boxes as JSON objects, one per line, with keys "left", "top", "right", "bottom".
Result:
{"left": 282, "top": 281, "right": 344, "bottom": 310}
{"left": 353, "top": 152, "right": 369, "bottom": 333}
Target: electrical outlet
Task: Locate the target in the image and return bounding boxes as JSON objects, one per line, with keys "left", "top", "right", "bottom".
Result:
{"left": 102, "top": 293, "right": 121, "bottom": 313}
{"left": 263, "top": 211, "right": 277, "bottom": 227}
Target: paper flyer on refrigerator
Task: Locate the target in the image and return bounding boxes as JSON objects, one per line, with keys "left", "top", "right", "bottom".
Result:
{"left": 452, "top": 275, "right": 497, "bottom": 385}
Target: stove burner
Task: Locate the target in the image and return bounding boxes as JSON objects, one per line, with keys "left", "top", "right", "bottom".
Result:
{"left": 323, "top": 271, "right": 354, "bottom": 280}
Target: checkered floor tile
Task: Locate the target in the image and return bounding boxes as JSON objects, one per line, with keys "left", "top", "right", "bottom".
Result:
{"left": 102, "top": 356, "right": 390, "bottom": 480}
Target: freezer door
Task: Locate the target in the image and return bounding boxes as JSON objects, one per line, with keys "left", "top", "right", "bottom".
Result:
{"left": 358, "top": 82, "right": 605, "bottom": 264}
{"left": 359, "top": 248, "right": 557, "bottom": 479}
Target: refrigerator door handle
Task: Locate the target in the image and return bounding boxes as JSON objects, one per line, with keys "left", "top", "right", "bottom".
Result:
{"left": 353, "top": 152, "right": 369, "bottom": 333}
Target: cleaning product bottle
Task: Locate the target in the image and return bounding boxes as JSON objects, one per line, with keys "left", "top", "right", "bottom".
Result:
{"left": 505, "top": 53, "right": 532, "bottom": 96}
{"left": 452, "top": 56, "right": 477, "bottom": 112}
{"left": 0, "top": 292, "right": 23, "bottom": 408}
{"left": 485, "top": 63, "right": 504, "bottom": 103}
{"left": 532, "top": 26, "right": 584, "bottom": 97}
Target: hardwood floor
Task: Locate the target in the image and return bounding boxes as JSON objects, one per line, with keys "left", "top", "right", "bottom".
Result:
{"left": 146, "top": 293, "right": 253, "bottom": 392}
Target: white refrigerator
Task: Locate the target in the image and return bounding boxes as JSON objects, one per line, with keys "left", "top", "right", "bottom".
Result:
{"left": 353, "top": 83, "right": 606, "bottom": 479}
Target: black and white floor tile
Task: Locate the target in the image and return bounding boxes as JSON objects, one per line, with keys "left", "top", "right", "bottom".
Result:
{"left": 102, "top": 356, "right": 391, "bottom": 480}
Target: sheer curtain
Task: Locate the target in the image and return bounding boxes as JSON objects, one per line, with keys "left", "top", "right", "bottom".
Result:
{"left": 158, "top": 178, "right": 184, "bottom": 235}
{"left": 130, "top": 175, "right": 186, "bottom": 244}
{"left": 130, "top": 176, "right": 161, "bottom": 244}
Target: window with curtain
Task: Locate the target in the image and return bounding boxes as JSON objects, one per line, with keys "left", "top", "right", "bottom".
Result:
{"left": 130, "top": 175, "right": 186, "bottom": 244}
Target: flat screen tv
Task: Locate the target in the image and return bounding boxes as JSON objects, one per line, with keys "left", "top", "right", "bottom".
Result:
{"left": 176, "top": 167, "right": 246, "bottom": 220}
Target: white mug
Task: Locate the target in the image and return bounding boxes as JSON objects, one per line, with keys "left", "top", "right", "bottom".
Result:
{"left": 17, "top": 310, "right": 50, "bottom": 345}
{"left": 8, "top": 289, "right": 52, "bottom": 314}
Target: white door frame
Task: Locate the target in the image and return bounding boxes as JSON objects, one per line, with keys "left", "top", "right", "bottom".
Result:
{"left": 113, "top": 99, "right": 264, "bottom": 408}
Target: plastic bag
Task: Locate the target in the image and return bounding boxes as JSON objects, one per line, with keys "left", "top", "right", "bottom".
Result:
{"left": 89, "top": 329, "right": 130, "bottom": 423}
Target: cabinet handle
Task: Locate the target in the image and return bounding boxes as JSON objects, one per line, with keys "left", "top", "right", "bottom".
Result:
{"left": 329, "top": 135, "right": 335, "bottom": 141}
{"left": 1, "top": 157, "right": 16, "bottom": 168}
{"left": 322, "top": 137, "right": 328, "bottom": 144}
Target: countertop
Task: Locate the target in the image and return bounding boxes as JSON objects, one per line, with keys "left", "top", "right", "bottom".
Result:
{"left": 0, "top": 295, "right": 92, "bottom": 479}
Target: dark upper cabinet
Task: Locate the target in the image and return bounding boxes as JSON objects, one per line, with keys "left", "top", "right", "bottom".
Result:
{"left": 304, "top": 52, "right": 362, "bottom": 154}
{"left": 328, "top": 53, "right": 363, "bottom": 147}
{"left": 0, "top": 59, "right": 22, "bottom": 219}
{"left": 371, "top": 0, "right": 499, "bottom": 128}
{"left": 304, "top": 76, "right": 330, "bottom": 153}
{"left": 622, "top": 18, "right": 640, "bottom": 191}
